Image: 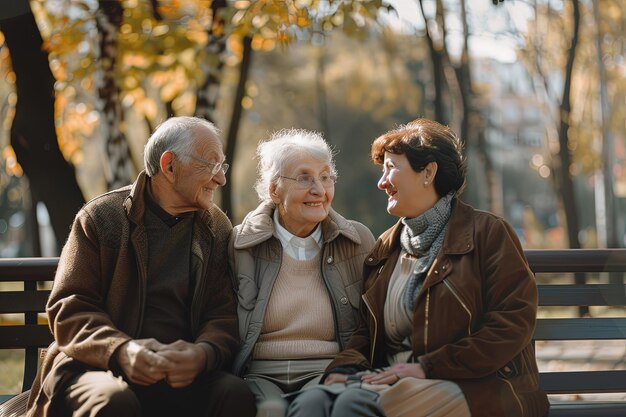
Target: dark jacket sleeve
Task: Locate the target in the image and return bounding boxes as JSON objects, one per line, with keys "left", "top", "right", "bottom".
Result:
{"left": 46, "top": 208, "right": 132, "bottom": 370}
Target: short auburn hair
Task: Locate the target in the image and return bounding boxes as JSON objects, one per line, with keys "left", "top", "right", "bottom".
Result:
{"left": 371, "top": 118, "right": 467, "bottom": 196}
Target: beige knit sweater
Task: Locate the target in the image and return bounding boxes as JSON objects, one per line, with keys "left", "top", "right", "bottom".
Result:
{"left": 253, "top": 253, "right": 340, "bottom": 359}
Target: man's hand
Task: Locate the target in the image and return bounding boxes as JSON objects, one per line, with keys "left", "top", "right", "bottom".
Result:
{"left": 157, "top": 340, "right": 209, "bottom": 388}
{"left": 360, "top": 363, "right": 426, "bottom": 385}
{"left": 115, "top": 339, "right": 175, "bottom": 386}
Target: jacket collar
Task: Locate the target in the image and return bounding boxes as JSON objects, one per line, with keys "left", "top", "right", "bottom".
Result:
{"left": 123, "top": 171, "right": 149, "bottom": 225}
{"left": 232, "top": 201, "right": 363, "bottom": 249}
{"left": 441, "top": 198, "right": 474, "bottom": 255}
{"left": 365, "top": 197, "right": 474, "bottom": 268}
{"left": 122, "top": 170, "right": 215, "bottom": 238}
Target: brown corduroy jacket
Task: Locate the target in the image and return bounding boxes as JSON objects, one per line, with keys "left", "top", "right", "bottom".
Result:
{"left": 26, "top": 171, "right": 239, "bottom": 417}
{"left": 327, "top": 199, "right": 550, "bottom": 417}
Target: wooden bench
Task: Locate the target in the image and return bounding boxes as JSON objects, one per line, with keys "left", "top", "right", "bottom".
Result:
{"left": 0, "top": 251, "right": 625, "bottom": 416}
{"left": 527, "top": 249, "right": 626, "bottom": 417}
{"left": 0, "top": 257, "right": 55, "bottom": 406}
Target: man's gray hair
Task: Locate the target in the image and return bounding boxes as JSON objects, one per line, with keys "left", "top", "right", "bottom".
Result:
{"left": 144, "top": 116, "right": 221, "bottom": 177}
{"left": 254, "top": 129, "right": 336, "bottom": 202}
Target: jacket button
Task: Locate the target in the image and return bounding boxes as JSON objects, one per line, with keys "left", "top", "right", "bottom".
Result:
{"left": 367, "top": 257, "right": 374, "bottom": 262}
{"left": 442, "top": 265, "right": 446, "bottom": 270}
{"left": 434, "top": 270, "right": 439, "bottom": 275}
{"left": 327, "top": 256, "right": 333, "bottom": 264}
{"left": 504, "top": 366, "right": 511, "bottom": 372}
{"left": 340, "top": 296, "right": 348, "bottom": 305}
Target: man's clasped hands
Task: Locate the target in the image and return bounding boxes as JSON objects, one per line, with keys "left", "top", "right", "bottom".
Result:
{"left": 115, "top": 338, "right": 216, "bottom": 388}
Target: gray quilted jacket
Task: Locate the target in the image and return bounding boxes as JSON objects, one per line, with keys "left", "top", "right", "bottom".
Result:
{"left": 229, "top": 201, "right": 375, "bottom": 376}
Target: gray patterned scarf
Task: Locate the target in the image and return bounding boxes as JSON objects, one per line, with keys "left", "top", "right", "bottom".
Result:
{"left": 400, "top": 193, "right": 454, "bottom": 310}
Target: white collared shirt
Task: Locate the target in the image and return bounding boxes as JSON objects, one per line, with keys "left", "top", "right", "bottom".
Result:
{"left": 273, "top": 209, "right": 323, "bottom": 261}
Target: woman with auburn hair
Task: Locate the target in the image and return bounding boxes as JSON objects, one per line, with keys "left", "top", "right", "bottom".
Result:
{"left": 287, "top": 119, "right": 549, "bottom": 417}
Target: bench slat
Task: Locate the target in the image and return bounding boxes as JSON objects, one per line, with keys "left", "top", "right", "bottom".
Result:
{"left": 0, "top": 258, "right": 58, "bottom": 283}
{"left": 0, "top": 291, "right": 50, "bottom": 314}
{"left": 534, "top": 318, "right": 626, "bottom": 340}
{"left": 526, "top": 249, "right": 626, "bottom": 273}
{"left": 0, "top": 325, "right": 53, "bottom": 349}
{"left": 538, "top": 285, "right": 626, "bottom": 306}
{"left": 548, "top": 401, "right": 626, "bottom": 417}
{"left": 541, "top": 370, "right": 626, "bottom": 394}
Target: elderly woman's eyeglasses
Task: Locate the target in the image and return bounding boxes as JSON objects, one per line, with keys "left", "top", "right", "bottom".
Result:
{"left": 182, "top": 154, "right": 229, "bottom": 175}
{"left": 280, "top": 173, "right": 337, "bottom": 189}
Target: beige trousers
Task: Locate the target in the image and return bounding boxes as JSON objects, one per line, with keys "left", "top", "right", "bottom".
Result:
{"left": 379, "top": 378, "right": 471, "bottom": 417}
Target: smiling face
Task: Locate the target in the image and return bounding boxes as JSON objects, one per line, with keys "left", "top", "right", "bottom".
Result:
{"left": 167, "top": 129, "right": 226, "bottom": 213}
{"left": 377, "top": 152, "right": 439, "bottom": 219}
{"left": 270, "top": 153, "right": 335, "bottom": 237}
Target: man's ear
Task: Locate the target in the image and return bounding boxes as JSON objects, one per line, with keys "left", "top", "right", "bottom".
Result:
{"left": 159, "top": 151, "right": 176, "bottom": 182}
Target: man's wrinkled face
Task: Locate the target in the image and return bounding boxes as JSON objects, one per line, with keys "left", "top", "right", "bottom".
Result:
{"left": 171, "top": 130, "right": 226, "bottom": 212}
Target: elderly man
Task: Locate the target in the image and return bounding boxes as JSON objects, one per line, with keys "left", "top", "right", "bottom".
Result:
{"left": 25, "top": 116, "right": 256, "bottom": 417}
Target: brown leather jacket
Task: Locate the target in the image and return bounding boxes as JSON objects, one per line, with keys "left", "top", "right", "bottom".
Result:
{"left": 26, "top": 172, "right": 239, "bottom": 417}
{"left": 327, "top": 199, "right": 549, "bottom": 417}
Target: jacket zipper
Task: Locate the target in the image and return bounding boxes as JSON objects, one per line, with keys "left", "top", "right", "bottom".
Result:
{"left": 190, "top": 236, "right": 214, "bottom": 337}
{"left": 133, "top": 232, "right": 149, "bottom": 337}
{"left": 501, "top": 377, "right": 524, "bottom": 416}
{"left": 321, "top": 245, "right": 342, "bottom": 349}
{"left": 442, "top": 279, "right": 472, "bottom": 335}
{"left": 362, "top": 295, "right": 377, "bottom": 364}
{"left": 424, "top": 288, "right": 430, "bottom": 353}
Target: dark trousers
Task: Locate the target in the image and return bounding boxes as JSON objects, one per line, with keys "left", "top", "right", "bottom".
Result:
{"left": 59, "top": 369, "right": 256, "bottom": 417}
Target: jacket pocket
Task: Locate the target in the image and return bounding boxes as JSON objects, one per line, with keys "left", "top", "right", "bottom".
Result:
{"left": 345, "top": 281, "right": 362, "bottom": 309}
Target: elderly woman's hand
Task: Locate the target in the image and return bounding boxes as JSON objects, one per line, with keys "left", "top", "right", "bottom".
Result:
{"left": 360, "top": 363, "right": 426, "bottom": 385}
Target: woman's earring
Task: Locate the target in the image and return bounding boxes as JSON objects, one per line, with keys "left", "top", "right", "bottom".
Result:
{"left": 424, "top": 181, "right": 429, "bottom": 186}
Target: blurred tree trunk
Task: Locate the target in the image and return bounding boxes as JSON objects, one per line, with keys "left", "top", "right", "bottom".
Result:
{"left": 434, "top": 0, "right": 463, "bottom": 133}
{"left": 455, "top": 0, "right": 500, "bottom": 214}
{"left": 96, "top": 0, "right": 136, "bottom": 189}
{"left": 592, "top": 1, "right": 623, "bottom": 296}
{"left": 316, "top": 43, "right": 330, "bottom": 142}
{"left": 556, "top": 0, "right": 587, "bottom": 315}
{"left": 195, "top": 0, "right": 227, "bottom": 124}
{"left": 0, "top": 0, "right": 85, "bottom": 252}
{"left": 418, "top": 0, "right": 448, "bottom": 125}
{"left": 592, "top": 0, "right": 618, "bottom": 249}
{"left": 455, "top": 0, "right": 472, "bottom": 148}
{"left": 222, "top": 36, "right": 252, "bottom": 219}
{"left": 556, "top": 0, "right": 581, "bottom": 251}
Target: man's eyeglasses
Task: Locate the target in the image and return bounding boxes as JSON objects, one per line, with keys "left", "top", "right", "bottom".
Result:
{"left": 181, "top": 154, "right": 229, "bottom": 175}
{"left": 279, "top": 173, "right": 337, "bottom": 189}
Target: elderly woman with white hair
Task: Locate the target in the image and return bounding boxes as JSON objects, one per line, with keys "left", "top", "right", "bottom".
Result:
{"left": 229, "top": 129, "right": 375, "bottom": 416}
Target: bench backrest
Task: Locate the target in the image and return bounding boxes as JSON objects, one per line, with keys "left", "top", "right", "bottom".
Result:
{"left": 527, "top": 249, "right": 626, "bottom": 395}
{"left": 0, "top": 251, "right": 625, "bottom": 395}
{"left": 0, "top": 258, "right": 56, "bottom": 392}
